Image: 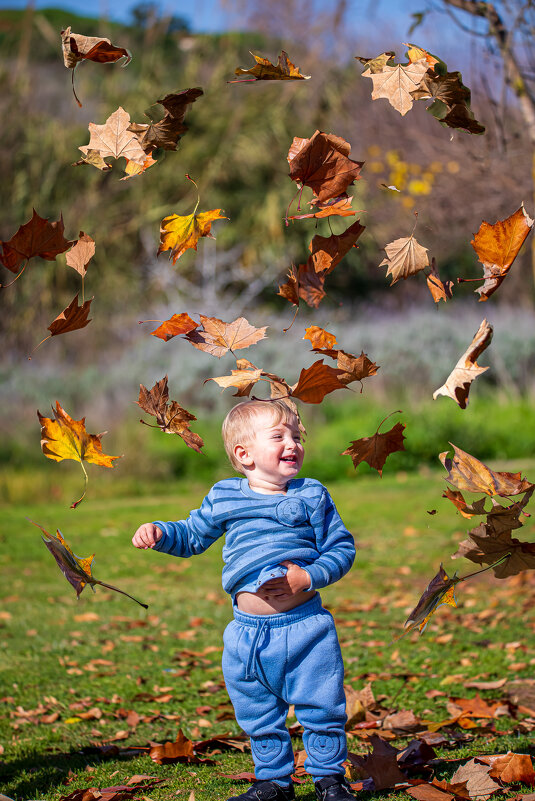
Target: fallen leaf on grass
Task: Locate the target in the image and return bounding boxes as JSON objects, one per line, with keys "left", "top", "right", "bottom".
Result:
{"left": 30, "top": 520, "right": 148, "bottom": 608}
{"left": 451, "top": 758, "right": 501, "bottom": 798}
{"left": 149, "top": 729, "right": 216, "bottom": 765}
{"left": 137, "top": 375, "right": 204, "bottom": 452}
{"left": 220, "top": 772, "right": 257, "bottom": 782}
{"left": 233, "top": 50, "right": 310, "bottom": 81}
{"left": 470, "top": 205, "right": 534, "bottom": 301}
{"left": 350, "top": 734, "right": 407, "bottom": 790}
{"left": 433, "top": 319, "right": 492, "bottom": 409}
{"left": 38, "top": 401, "right": 121, "bottom": 507}
{"left": 342, "top": 414, "right": 405, "bottom": 475}
{"left": 482, "top": 752, "right": 535, "bottom": 784}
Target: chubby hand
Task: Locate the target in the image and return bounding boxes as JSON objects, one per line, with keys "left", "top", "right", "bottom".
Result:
{"left": 132, "top": 523, "right": 163, "bottom": 550}
{"left": 257, "top": 561, "right": 311, "bottom": 600}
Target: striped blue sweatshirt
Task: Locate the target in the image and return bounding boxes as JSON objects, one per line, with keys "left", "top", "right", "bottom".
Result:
{"left": 153, "top": 477, "right": 355, "bottom": 597}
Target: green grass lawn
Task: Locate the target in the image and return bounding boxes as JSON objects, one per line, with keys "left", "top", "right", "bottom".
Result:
{"left": 1, "top": 470, "right": 534, "bottom": 801}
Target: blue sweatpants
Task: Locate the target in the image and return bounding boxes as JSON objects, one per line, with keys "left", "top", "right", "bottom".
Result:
{"left": 222, "top": 593, "right": 347, "bottom": 785}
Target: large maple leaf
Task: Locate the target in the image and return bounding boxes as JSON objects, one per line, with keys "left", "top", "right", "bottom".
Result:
{"left": 32, "top": 294, "right": 94, "bottom": 356}
{"left": 233, "top": 50, "right": 310, "bottom": 81}
{"left": 137, "top": 375, "right": 204, "bottom": 453}
{"left": 470, "top": 205, "right": 534, "bottom": 301}
{"left": 411, "top": 70, "right": 485, "bottom": 134}
{"left": 30, "top": 520, "right": 147, "bottom": 608}
{"left": 350, "top": 734, "right": 407, "bottom": 790}
{"left": 361, "top": 57, "right": 429, "bottom": 116}
{"left": 379, "top": 234, "right": 429, "bottom": 285}
{"left": 440, "top": 443, "right": 534, "bottom": 497}
{"left": 78, "top": 107, "right": 148, "bottom": 169}
{"left": 290, "top": 360, "right": 346, "bottom": 404}
{"left": 277, "top": 264, "right": 327, "bottom": 313}
{"left": 433, "top": 319, "right": 493, "bottom": 408}
{"left": 38, "top": 402, "right": 121, "bottom": 508}
{"left": 0, "top": 209, "right": 75, "bottom": 279}
{"left": 185, "top": 315, "right": 267, "bottom": 358}
{"left": 342, "top": 416, "right": 405, "bottom": 475}
{"left": 287, "top": 130, "right": 364, "bottom": 204}
{"left": 128, "top": 88, "right": 203, "bottom": 151}
{"left": 314, "top": 347, "right": 379, "bottom": 388}
{"left": 309, "top": 219, "right": 365, "bottom": 273}
{"left": 454, "top": 527, "right": 535, "bottom": 578}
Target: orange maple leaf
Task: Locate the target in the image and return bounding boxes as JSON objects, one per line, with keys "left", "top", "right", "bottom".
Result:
{"left": 303, "top": 326, "right": 337, "bottom": 350}
{"left": 143, "top": 313, "right": 199, "bottom": 342}
{"left": 290, "top": 360, "right": 346, "bottom": 404}
{"left": 288, "top": 130, "right": 364, "bottom": 204}
{"left": 309, "top": 219, "right": 365, "bottom": 273}
{"left": 38, "top": 401, "right": 121, "bottom": 508}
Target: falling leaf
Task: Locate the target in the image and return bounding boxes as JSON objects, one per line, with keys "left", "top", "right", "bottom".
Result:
{"left": 38, "top": 401, "right": 121, "bottom": 507}
{"left": 65, "top": 232, "right": 95, "bottom": 277}
{"left": 32, "top": 294, "right": 94, "bottom": 356}
{"left": 137, "top": 376, "right": 204, "bottom": 453}
{"left": 290, "top": 359, "right": 346, "bottom": 404}
{"left": 427, "top": 258, "right": 454, "bottom": 303}
{"left": 355, "top": 52, "right": 396, "bottom": 73}
{"left": 128, "top": 88, "right": 203, "bottom": 151}
{"left": 411, "top": 70, "right": 485, "bottom": 134}
{"left": 288, "top": 130, "right": 364, "bottom": 204}
{"left": 439, "top": 443, "right": 534, "bottom": 497}
{"left": 315, "top": 348, "right": 379, "bottom": 388}
{"left": 350, "top": 734, "right": 407, "bottom": 790}
{"left": 404, "top": 42, "right": 440, "bottom": 69}
{"left": 146, "top": 313, "right": 199, "bottom": 342}
{"left": 304, "top": 326, "right": 337, "bottom": 350}
{"left": 233, "top": 50, "right": 310, "bottom": 81}
{"left": 78, "top": 107, "right": 148, "bottom": 170}
{"left": 342, "top": 414, "right": 405, "bottom": 475}
{"left": 433, "top": 319, "right": 493, "bottom": 409}
{"left": 61, "top": 26, "right": 131, "bottom": 68}
{"left": 470, "top": 205, "right": 534, "bottom": 301}
{"left": 361, "top": 57, "right": 429, "bottom": 116}
{"left": 30, "top": 520, "right": 147, "bottom": 608}
{"left": 379, "top": 234, "right": 429, "bottom": 285}
{"left": 453, "top": 528, "right": 535, "bottom": 578}
{"left": 309, "top": 219, "right": 366, "bottom": 273}
{"left": 158, "top": 207, "right": 227, "bottom": 264}
{"left": 61, "top": 26, "right": 130, "bottom": 106}
{"left": 0, "top": 209, "right": 75, "bottom": 278}
{"left": 208, "top": 364, "right": 264, "bottom": 397}
{"left": 185, "top": 315, "right": 267, "bottom": 358}
{"left": 402, "top": 564, "right": 460, "bottom": 636}
{"left": 72, "top": 149, "right": 113, "bottom": 171}
{"left": 120, "top": 152, "right": 157, "bottom": 180}
{"left": 277, "top": 263, "right": 327, "bottom": 310}
{"left": 288, "top": 195, "right": 357, "bottom": 221}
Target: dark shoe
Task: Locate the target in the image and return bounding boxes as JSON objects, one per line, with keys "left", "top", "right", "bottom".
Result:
{"left": 227, "top": 780, "right": 295, "bottom": 801}
{"left": 314, "top": 776, "right": 355, "bottom": 801}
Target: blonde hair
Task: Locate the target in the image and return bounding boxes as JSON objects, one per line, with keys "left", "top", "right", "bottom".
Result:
{"left": 222, "top": 400, "right": 298, "bottom": 473}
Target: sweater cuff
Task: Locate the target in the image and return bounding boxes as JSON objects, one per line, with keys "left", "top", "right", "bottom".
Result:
{"left": 151, "top": 521, "right": 169, "bottom": 552}
{"left": 303, "top": 562, "right": 328, "bottom": 591}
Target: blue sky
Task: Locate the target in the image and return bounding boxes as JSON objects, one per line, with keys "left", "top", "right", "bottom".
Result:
{"left": 0, "top": 0, "right": 465, "bottom": 47}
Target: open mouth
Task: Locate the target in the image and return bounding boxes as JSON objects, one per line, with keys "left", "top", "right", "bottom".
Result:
{"left": 281, "top": 456, "right": 297, "bottom": 464}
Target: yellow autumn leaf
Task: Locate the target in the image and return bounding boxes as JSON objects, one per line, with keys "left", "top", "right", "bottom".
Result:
{"left": 158, "top": 207, "right": 227, "bottom": 264}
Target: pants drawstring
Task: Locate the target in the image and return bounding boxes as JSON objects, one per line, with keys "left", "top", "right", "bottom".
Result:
{"left": 245, "top": 619, "right": 267, "bottom": 680}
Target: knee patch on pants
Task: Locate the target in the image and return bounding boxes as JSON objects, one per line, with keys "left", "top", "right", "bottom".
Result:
{"left": 250, "top": 733, "right": 285, "bottom": 764}
{"left": 304, "top": 730, "right": 346, "bottom": 764}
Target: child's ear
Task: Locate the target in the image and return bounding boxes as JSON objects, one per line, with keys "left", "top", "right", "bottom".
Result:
{"left": 234, "top": 443, "right": 254, "bottom": 467}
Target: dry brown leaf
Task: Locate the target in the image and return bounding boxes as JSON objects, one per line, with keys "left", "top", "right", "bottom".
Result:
{"left": 61, "top": 27, "right": 130, "bottom": 68}
{"left": 287, "top": 130, "right": 364, "bottom": 204}
{"left": 314, "top": 348, "right": 379, "bottom": 387}
{"left": 433, "top": 319, "right": 493, "bottom": 409}
{"left": 379, "top": 234, "right": 429, "bottom": 285}
{"left": 34, "top": 294, "right": 93, "bottom": 353}
{"left": 483, "top": 752, "right": 535, "bottom": 784}
{"left": 427, "top": 258, "right": 454, "bottom": 303}
{"left": 471, "top": 205, "right": 534, "bottom": 301}
{"left": 350, "top": 734, "right": 407, "bottom": 790}
{"left": 290, "top": 359, "right": 346, "bottom": 404}
{"left": 362, "top": 58, "right": 429, "bottom": 116}
{"left": 185, "top": 315, "right": 267, "bottom": 358}
{"left": 208, "top": 365, "right": 264, "bottom": 397}
{"left": 0, "top": 209, "right": 75, "bottom": 276}
{"left": 277, "top": 263, "right": 327, "bottom": 310}
{"left": 233, "top": 50, "right": 310, "bottom": 81}
{"left": 78, "top": 107, "right": 148, "bottom": 168}
{"left": 137, "top": 376, "right": 204, "bottom": 452}
{"left": 309, "top": 219, "right": 366, "bottom": 273}
{"left": 65, "top": 232, "right": 95, "bottom": 277}
{"left": 343, "top": 418, "right": 406, "bottom": 476}
{"left": 288, "top": 195, "right": 357, "bottom": 221}
{"left": 128, "top": 88, "right": 203, "bottom": 151}
{"left": 147, "top": 313, "right": 199, "bottom": 342}
{"left": 450, "top": 759, "right": 500, "bottom": 799}
{"left": 453, "top": 528, "right": 535, "bottom": 578}
{"left": 439, "top": 443, "right": 534, "bottom": 497}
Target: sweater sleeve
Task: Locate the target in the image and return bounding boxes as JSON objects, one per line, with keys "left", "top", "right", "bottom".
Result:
{"left": 152, "top": 488, "right": 224, "bottom": 558}
{"left": 303, "top": 489, "right": 356, "bottom": 591}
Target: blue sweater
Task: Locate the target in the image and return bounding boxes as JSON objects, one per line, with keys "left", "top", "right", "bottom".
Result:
{"left": 153, "top": 477, "right": 355, "bottom": 597}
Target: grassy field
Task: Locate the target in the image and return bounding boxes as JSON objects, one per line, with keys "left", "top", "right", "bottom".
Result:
{"left": 1, "top": 468, "right": 534, "bottom": 801}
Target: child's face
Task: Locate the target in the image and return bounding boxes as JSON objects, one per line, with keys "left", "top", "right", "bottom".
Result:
{"left": 236, "top": 414, "right": 304, "bottom": 490}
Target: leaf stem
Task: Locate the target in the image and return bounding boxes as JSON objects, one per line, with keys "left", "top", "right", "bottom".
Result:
{"left": 185, "top": 174, "right": 200, "bottom": 215}
{"left": 459, "top": 553, "right": 511, "bottom": 582}
{"left": 0, "top": 258, "right": 29, "bottom": 289}
{"left": 71, "top": 66, "right": 82, "bottom": 107}
{"left": 376, "top": 409, "right": 403, "bottom": 435}
{"left": 95, "top": 579, "right": 148, "bottom": 608}
{"left": 71, "top": 461, "right": 88, "bottom": 509}
{"left": 29, "top": 334, "right": 52, "bottom": 359}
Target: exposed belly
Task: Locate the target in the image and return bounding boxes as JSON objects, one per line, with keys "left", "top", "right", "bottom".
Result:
{"left": 235, "top": 588, "right": 316, "bottom": 614}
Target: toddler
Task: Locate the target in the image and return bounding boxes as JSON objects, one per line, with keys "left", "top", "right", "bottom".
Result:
{"left": 132, "top": 399, "right": 356, "bottom": 801}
